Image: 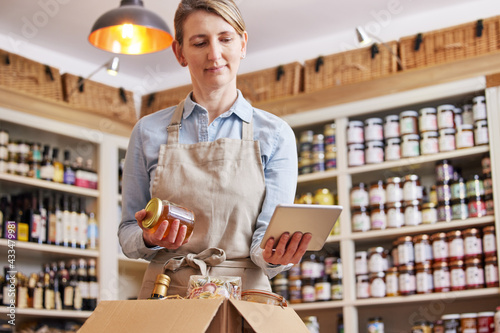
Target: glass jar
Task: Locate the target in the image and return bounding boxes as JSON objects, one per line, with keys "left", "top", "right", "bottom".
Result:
{"left": 420, "top": 131, "right": 439, "bottom": 155}
{"left": 325, "top": 148, "right": 337, "bottom": 170}
{"left": 437, "top": 180, "right": 452, "bottom": 203}
{"left": 460, "top": 313, "right": 478, "bottom": 333}
{"left": 400, "top": 110, "right": 419, "bottom": 135}
{"left": 468, "top": 195, "right": 487, "bottom": 218}
{"left": 465, "top": 257, "right": 485, "bottom": 289}
{"left": 442, "top": 314, "right": 461, "bottom": 333}
{"left": 356, "top": 274, "right": 370, "bottom": 299}
{"left": 387, "top": 201, "right": 404, "bottom": 228}
{"left": 447, "top": 230, "right": 465, "bottom": 260}
{"left": 432, "top": 261, "right": 451, "bottom": 292}
{"left": 401, "top": 134, "right": 420, "bottom": 158}
{"left": 463, "top": 103, "right": 474, "bottom": 125}
{"left": 483, "top": 226, "right": 497, "bottom": 256}
{"left": 384, "top": 115, "right": 400, "bottom": 139}
{"left": 474, "top": 120, "right": 489, "bottom": 146}
{"left": 288, "top": 278, "right": 302, "bottom": 304}
{"left": 368, "top": 317, "right": 385, "bottom": 333}
{"left": 472, "top": 96, "right": 487, "bottom": 121}
{"left": 463, "top": 228, "right": 483, "bottom": 259}
{"left": 451, "top": 177, "right": 467, "bottom": 200}
{"left": 477, "top": 311, "right": 495, "bottom": 333}
{"left": 352, "top": 206, "right": 371, "bottom": 232}
{"left": 368, "top": 246, "right": 388, "bottom": 273}
{"left": 422, "top": 202, "right": 438, "bottom": 224}
{"left": 466, "top": 175, "right": 484, "bottom": 198}
{"left": 314, "top": 276, "right": 331, "bottom": 301}
{"left": 365, "top": 117, "right": 384, "bottom": 141}
{"left": 314, "top": 188, "right": 335, "bottom": 205}
{"left": 351, "top": 182, "right": 369, "bottom": 208}
{"left": 403, "top": 174, "right": 422, "bottom": 202}
{"left": 414, "top": 234, "right": 433, "bottom": 264}
{"left": 386, "top": 177, "right": 403, "bottom": 203}
{"left": 302, "top": 316, "right": 320, "bottom": 333}
{"left": 485, "top": 194, "right": 494, "bottom": 216}
{"left": 484, "top": 173, "right": 493, "bottom": 196}
{"left": 481, "top": 153, "right": 491, "bottom": 174}
{"left": 437, "top": 200, "right": 453, "bottom": 222}
{"left": 331, "top": 278, "right": 343, "bottom": 300}
{"left": 369, "top": 272, "right": 386, "bottom": 298}
{"left": 348, "top": 143, "right": 365, "bottom": 167}
{"left": 436, "top": 160, "right": 454, "bottom": 182}
{"left": 370, "top": 204, "right": 387, "bottom": 230}
{"left": 404, "top": 200, "right": 422, "bottom": 226}
{"left": 355, "top": 251, "right": 368, "bottom": 275}
{"left": 485, "top": 255, "right": 499, "bottom": 288}
{"left": 454, "top": 107, "right": 463, "bottom": 127}
{"left": 142, "top": 197, "right": 195, "bottom": 241}
{"left": 301, "top": 278, "right": 316, "bottom": 302}
{"left": 241, "top": 289, "right": 288, "bottom": 307}
{"left": 385, "top": 137, "right": 401, "bottom": 161}
{"left": 430, "top": 185, "right": 438, "bottom": 205}
{"left": 365, "top": 140, "right": 385, "bottom": 164}
{"left": 416, "top": 262, "right": 434, "bottom": 294}
{"left": 419, "top": 107, "right": 438, "bottom": 132}
{"left": 439, "top": 128, "right": 456, "bottom": 152}
{"left": 412, "top": 321, "right": 433, "bottom": 333}
{"left": 450, "top": 259, "right": 466, "bottom": 291}
{"left": 437, "top": 104, "right": 456, "bottom": 129}
{"left": 431, "top": 232, "right": 449, "bottom": 262}
{"left": 456, "top": 124, "right": 475, "bottom": 149}
{"left": 369, "top": 180, "right": 386, "bottom": 207}
{"left": 385, "top": 267, "right": 399, "bottom": 297}
{"left": 398, "top": 264, "right": 416, "bottom": 296}
{"left": 398, "top": 236, "right": 415, "bottom": 266}
{"left": 299, "top": 130, "right": 314, "bottom": 152}
{"left": 347, "top": 120, "right": 365, "bottom": 144}
{"left": 451, "top": 198, "right": 469, "bottom": 220}
{"left": 312, "top": 151, "right": 325, "bottom": 173}
{"left": 324, "top": 123, "right": 336, "bottom": 145}
{"left": 312, "top": 134, "right": 325, "bottom": 153}
{"left": 0, "top": 129, "right": 8, "bottom": 146}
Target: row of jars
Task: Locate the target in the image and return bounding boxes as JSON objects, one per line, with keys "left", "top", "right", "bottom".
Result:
{"left": 418, "top": 309, "right": 500, "bottom": 333}
{"left": 297, "top": 123, "right": 336, "bottom": 175}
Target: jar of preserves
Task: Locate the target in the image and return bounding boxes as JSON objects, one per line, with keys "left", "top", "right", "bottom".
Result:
{"left": 436, "top": 181, "right": 452, "bottom": 203}
{"left": 474, "top": 120, "right": 489, "bottom": 146}
{"left": 404, "top": 200, "right": 422, "bottom": 226}
{"left": 368, "top": 317, "right": 385, "bottom": 333}
{"left": 482, "top": 153, "right": 491, "bottom": 174}
{"left": 437, "top": 200, "right": 453, "bottom": 222}
{"left": 401, "top": 134, "right": 421, "bottom": 158}
{"left": 288, "top": 278, "right": 302, "bottom": 304}
{"left": 463, "top": 103, "right": 474, "bottom": 125}
{"left": 485, "top": 194, "right": 494, "bottom": 216}
{"left": 442, "top": 314, "right": 461, "bottom": 333}
{"left": 485, "top": 255, "right": 499, "bottom": 288}
{"left": 387, "top": 201, "right": 404, "bottom": 228}
{"left": 430, "top": 185, "right": 438, "bottom": 205}
{"left": 463, "top": 228, "right": 483, "bottom": 259}
{"left": 414, "top": 234, "right": 433, "bottom": 264}
{"left": 436, "top": 160, "right": 454, "bottom": 182}
{"left": 331, "top": 278, "right": 343, "bottom": 300}
{"left": 467, "top": 175, "right": 485, "bottom": 198}
{"left": 451, "top": 177, "right": 467, "bottom": 200}
{"left": 465, "top": 257, "right": 485, "bottom": 289}
{"left": 386, "top": 177, "right": 403, "bottom": 203}
{"left": 447, "top": 230, "right": 465, "bottom": 260}
{"left": 421, "top": 131, "right": 439, "bottom": 155}
{"left": 398, "top": 236, "right": 415, "bottom": 266}
{"left": 369, "top": 272, "right": 386, "bottom": 298}
{"left": 371, "top": 204, "right": 387, "bottom": 230}
{"left": 348, "top": 143, "right": 365, "bottom": 166}
{"left": 483, "top": 226, "right": 496, "bottom": 256}
{"left": 416, "top": 262, "right": 434, "bottom": 294}
{"left": 288, "top": 263, "right": 301, "bottom": 280}
{"left": 347, "top": 120, "right": 365, "bottom": 144}
{"left": 472, "top": 96, "right": 487, "bottom": 121}
{"left": 352, "top": 206, "right": 371, "bottom": 232}
{"left": 142, "top": 198, "right": 195, "bottom": 241}
{"left": 299, "top": 130, "right": 314, "bottom": 152}
{"left": 456, "top": 124, "right": 475, "bottom": 149}
{"left": 450, "top": 259, "right": 466, "bottom": 291}
{"left": 385, "top": 267, "right": 399, "bottom": 297}
{"left": 355, "top": 251, "right": 368, "bottom": 275}
{"left": 460, "top": 313, "right": 478, "bottom": 333}
{"left": 356, "top": 274, "right": 370, "bottom": 299}
{"left": 431, "top": 232, "right": 449, "bottom": 262}
{"left": 384, "top": 115, "right": 400, "bottom": 139}
{"left": 0, "top": 129, "right": 8, "bottom": 146}
{"left": 412, "top": 321, "right": 433, "bottom": 333}
{"left": 468, "top": 196, "right": 487, "bottom": 218}
{"left": 325, "top": 148, "right": 337, "bottom": 170}
{"left": 314, "top": 275, "right": 331, "bottom": 301}
{"left": 365, "top": 140, "right": 385, "bottom": 164}
{"left": 477, "top": 311, "right": 495, "bottom": 333}
{"left": 437, "top": 104, "right": 456, "bottom": 129}
{"left": 299, "top": 156, "right": 312, "bottom": 175}
{"left": 351, "top": 183, "right": 369, "bottom": 208}
{"left": 451, "top": 198, "right": 469, "bottom": 220}
{"left": 301, "top": 278, "right": 316, "bottom": 302}
{"left": 369, "top": 180, "right": 386, "bottom": 207}
{"left": 314, "top": 188, "right": 334, "bottom": 205}
{"left": 439, "top": 128, "right": 456, "bottom": 152}
{"left": 454, "top": 107, "right": 464, "bottom": 127}
{"left": 403, "top": 174, "right": 422, "bottom": 202}
{"left": 422, "top": 202, "right": 438, "bottom": 224}
{"left": 272, "top": 275, "right": 289, "bottom": 300}
{"left": 385, "top": 137, "right": 401, "bottom": 161}
{"left": 432, "top": 261, "right": 451, "bottom": 292}
{"left": 368, "top": 246, "right": 388, "bottom": 273}
{"left": 419, "top": 107, "right": 438, "bottom": 132}
{"left": 312, "top": 134, "right": 325, "bottom": 153}
{"left": 484, "top": 173, "right": 493, "bottom": 196}
{"left": 330, "top": 257, "right": 342, "bottom": 280}
{"left": 302, "top": 316, "right": 320, "bottom": 333}
{"left": 324, "top": 123, "right": 336, "bottom": 145}
{"left": 399, "top": 264, "right": 416, "bottom": 296}
{"left": 312, "top": 152, "right": 325, "bottom": 173}
{"left": 365, "top": 117, "right": 384, "bottom": 141}
{"left": 400, "top": 110, "right": 419, "bottom": 135}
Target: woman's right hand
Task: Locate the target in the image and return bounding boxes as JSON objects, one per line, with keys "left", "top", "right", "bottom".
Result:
{"left": 135, "top": 209, "right": 192, "bottom": 249}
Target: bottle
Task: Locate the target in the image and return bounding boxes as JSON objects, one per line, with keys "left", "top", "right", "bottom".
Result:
{"left": 338, "top": 313, "right": 344, "bottom": 333}
{"left": 87, "top": 212, "right": 98, "bottom": 249}
{"left": 86, "top": 159, "right": 98, "bottom": 190}
{"left": 78, "top": 198, "right": 88, "bottom": 249}
{"left": 87, "top": 259, "right": 98, "bottom": 311}
{"left": 30, "top": 194, "right": 41, "bottom": 243}
{"left": 31, "top": 142, "right": 42, "bottom": 179}
{"left": 75, "top": 258, "right": 88, "bottom": 311}
{"left": 46, "top": 194, "right": 57, "bottom": 245}
{"left": 53, "top": 267, "right": 62, "bottom": 310}
{"left": 37, "top": 191, "right": 47, "bottom": 245}
{"left": 33, "top": 272, "right": 44, "bottom": 309}
{"left": 54, "top": 194, "right": 63, "bottom": 246}
{"left": 70, "top": 197, "right": 79, "bottom": 248}
{"left": 43, "top": 272, "right": 55, "bottom": 310}
{"left": 2, "top": 267, "right": 14, "bottom": 306}
{"left": 40, "top": 145, "right": 54, "bottom": 182}
{"left": 64, "top": 260, "right": 77, "bottom": 310}
{"left": 27, "top": 273, "right": 38, "bottom": 308}
{"left": 74, "top": 156, "right": 87, "bottom": 188}
{"left": 52, "top": 148, "right": 64, "bottom": 183}
{"left": 16, "top": 197, "right": 29, "bottom": 242}
{"left": 62, "top": 195, "right": 71, "bottom": 247}
{"left": 148, "top": 273, "right": 171, "bottom": 299}
{"left": 63, "top": 150, "right": 75, "bottom": 186}
{"left": 17, "top": 273, "right": 28, "bottom": 309}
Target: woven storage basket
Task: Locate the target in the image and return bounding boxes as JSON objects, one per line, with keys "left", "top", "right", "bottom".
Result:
{"left": 303, "top": 41, "right": 398, "bottom": 93}
{"left": 62, "top": 73, "right": 137, "bottom": 125}
{"left": 399, "top": 15, "right": 500, "bottom": 70}
{"left": 140, "top": 84, "right": 192, "bottom": 118}
{"left": 236, "top": 62, "right": 303, "bottom": 103}
{"left": 0, "top": 49, "right": 63, "bottom": 101}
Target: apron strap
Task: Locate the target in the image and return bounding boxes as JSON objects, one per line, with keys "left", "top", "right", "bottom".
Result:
{"left": 242, "top": 115, "right": 254, "bottom": 141}
{"left": 167, "top": 100, "right": 185, "bottom": 145}
{"left": 163, "top": 247, "right": 226, "bottom": 276}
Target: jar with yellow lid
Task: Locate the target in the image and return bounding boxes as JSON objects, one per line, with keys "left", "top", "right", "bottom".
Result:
{"left": 142, "top": 198, "right": 195, "bottom": 241}
{"left": 314, "top": 188, "right": 334, "bottom": 205}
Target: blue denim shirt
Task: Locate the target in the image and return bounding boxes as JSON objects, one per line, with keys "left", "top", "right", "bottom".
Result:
{"left": 118, "top": 91, "right": 298, "bottom": 278}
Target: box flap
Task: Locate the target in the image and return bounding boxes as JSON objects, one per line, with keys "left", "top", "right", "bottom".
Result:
{"left": 229, "top": 299, "right": 310, "bottom": 333}
{"left": 78, "top": 299, "right": 225, "bottom": 333}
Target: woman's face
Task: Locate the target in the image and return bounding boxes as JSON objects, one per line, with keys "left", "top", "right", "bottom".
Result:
{"left": 174, "top": 10, "right": 247, "bottom": 92}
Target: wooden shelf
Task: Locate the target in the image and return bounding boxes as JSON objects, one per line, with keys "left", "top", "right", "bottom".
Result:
{"left": 291, "top": 300, "right": 345, "bottom": 311}
{"left": 0, "top": 306, "right": 92, "bottom": 319}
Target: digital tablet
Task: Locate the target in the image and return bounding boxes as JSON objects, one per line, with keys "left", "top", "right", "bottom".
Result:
{"left": 260, "top": 204, "right": 343, "bottom": 251}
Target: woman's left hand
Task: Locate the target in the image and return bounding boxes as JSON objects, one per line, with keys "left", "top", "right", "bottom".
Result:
{"left": 262, "top": 232, "right": 312, "bottom": 265}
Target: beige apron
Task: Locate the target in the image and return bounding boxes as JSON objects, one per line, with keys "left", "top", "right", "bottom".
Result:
{"left": 137, "top": 100, "right": 271, "bottom": 299}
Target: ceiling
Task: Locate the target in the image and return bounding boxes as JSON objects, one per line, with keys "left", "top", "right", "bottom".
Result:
{"left": 0, "top": 0, "right": 482, "bottom": 89}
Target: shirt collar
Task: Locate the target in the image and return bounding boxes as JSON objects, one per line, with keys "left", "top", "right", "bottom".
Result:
{"left": 182, "top": 90, "right": 253, "bottom": 123}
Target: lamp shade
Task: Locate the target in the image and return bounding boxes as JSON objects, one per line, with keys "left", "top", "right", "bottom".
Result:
{"left": 355, "top": 26, "right": 372, "bottom": 45}
{"left": 88, "top": 0, "right": 173, "bottom": 55}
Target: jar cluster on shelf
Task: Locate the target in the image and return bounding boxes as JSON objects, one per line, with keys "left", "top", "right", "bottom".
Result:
{"left": 271, "top": 251, "right": 343, "bottom": 304}
{"left": 346, "top": 96, "right": 489, "bottom": 167}
{"left": 0, "top": 129, "right": 98, "bottom": 189}
{"left": 418, "top": 309, "right": 500, "bottom": 333}
{"left": 297, "top": 122, "right": 336, "bottom": 175}
{"left": 355, "top": 225, "right": 498, "bottom": 299}
{"left": 351, "top": 158, "right": 493, "bottom": 232}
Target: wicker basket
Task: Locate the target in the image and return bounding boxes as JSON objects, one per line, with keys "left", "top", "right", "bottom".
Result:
{"left": 140, "top": 84, "right": 192, "bottom": 118}
{"left": 0, "top": 49, "right": 63, "bottom": 101}
{"left": 62, "top": 73, "right": 137, "bottom": 125}
{"left": 236, "top": 62, "right": 303, "bottom": 103}
{"left": 303, "top": 41, "right": 399, "bottom": 93}
{"left": 399, "top": 15, "right": 500, "bottom": 70}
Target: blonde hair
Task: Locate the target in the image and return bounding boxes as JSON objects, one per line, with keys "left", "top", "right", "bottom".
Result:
{"left": 174, "top": 0, "right": 246, "bottom": 46}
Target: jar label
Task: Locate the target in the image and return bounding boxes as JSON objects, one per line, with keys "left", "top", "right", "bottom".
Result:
{"left": 386, "top": 184, "right": 403, "bottom": 203}
{"left": 414, "top": 243, "right": 432, "bottom": 263}
{"left": 485, "top": 263, "right": 499, "bottom": 285}
{"left": 401, "top": 117, "right": 417, "bottom": 134}
{"left": 449, "top": 238, "right": 465, "bottom": 258}
{"left": 347, "top": 126, "right": 364, "bottom": 144}
{"left": 464, "top": 236, "right": 483, "bottom": 256}
{"left": 355, "top": 258, "right": 368, "bottom": 275}
{"left": 475, "top": 127, "right": 489, "bottom": 145}
{"left": 385, "top": 144, "right": 401, "bottom": 161}
{"left": 356, "top": 281, "right": 370, "bottom": 299}
{"left": 402, "top": 141, "right": 420, "bottom": 157}
{"left": 483, "top": 234, "right": 496, "bottom": 254}
{"left": 398, "top": 243, "right": 415, "bottom": 265}
{"left": 403, "top": 182, "right": 420, "bottom": 201}
{"left": 302, "top": 285, "right": 316, "bottom": 302}
{"left": 371, "top": 212, "right": 387, "bottom": 230}
{"left": 456, "top": 131, "right": 474, "bottom": 149}
{"left": 466, "top": 266, "right": 485, "bottom": 286}
{"left": 416, "top": 272, "right": 434, "bottom": 293}
{"left": 421, "top": 137, "right": 439, "bottom": 155}
{"left": 387, "top": 208, "right": 404, "bottom": 228}
{"left": 473, "top": 103, "right": 487, "bottom": 121}
{"left": 351, "top": 188, "right": 369, "bottom": 207}
{"left": 422, "top": 208, "right": 438, "bottom": 224}
{"left": 369, "top": 253, "right": 385, "bottom": 273}
{"left": 315, "top": 282, "right": 331, "bottom": 301}
{"left": 450, "top": 268, "right": 466, "bottom": 288}
{"left": 348, "top": 150, "right": 365, "bottom": 166}
{"left": 370, "top": 277, "right": 386, "bottom": 297}
{"left": 352, "top": 213, "right": 371, "bottom": 232}
{"left": 365, "top": 125, "right": 384, "bottom": 141}
{"left": 384, "top": 122, "right": 400, "bottom": 138}
{"left": 439, "top": 134, "right": 456, "bottom": 152}
{"left": 432, "top": 240, "right": 449, "bottom": 260}
{"left": 438, "top": 111, "right": 454, "bottom": 129}
{"left": 404, "top": 206, "right": 422, "bottom": 226}
{"left": 452, "top": 203, "right": 468, "bottom": 220}
{"left": 366, "top": 146, "right": 384, "bottom": 164}
{"left": 399, "top": 273, "right": 416, "bottom": 293}
{"left": 433, "top": 269, "right": 450, "bottom": 289}
{"left": 369, "top": 188, "right": 386, "bottom": 206}
{"left": 420, "top": 114, "right": 437, "bottom": 132}
{"left": 386, "top": 274, "right": 398, "bottom": 295}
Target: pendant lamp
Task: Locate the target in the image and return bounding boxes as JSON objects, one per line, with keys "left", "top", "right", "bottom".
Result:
{"left": 88, "top": 0, "right": 173, "bottom": 55}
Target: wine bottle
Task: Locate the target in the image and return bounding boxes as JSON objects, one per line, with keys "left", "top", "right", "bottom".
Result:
{"left": 52, "top": 148, "right": 64, "bottom": 183}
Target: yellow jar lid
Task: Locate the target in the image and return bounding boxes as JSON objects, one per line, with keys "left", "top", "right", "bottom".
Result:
{"left": 142, "top": 197, "right": 163, "bottom": 229}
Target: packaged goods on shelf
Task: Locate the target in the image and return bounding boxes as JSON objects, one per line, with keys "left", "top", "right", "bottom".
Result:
{"left": 297, "top": 123, "right": 337, "bottom": 175}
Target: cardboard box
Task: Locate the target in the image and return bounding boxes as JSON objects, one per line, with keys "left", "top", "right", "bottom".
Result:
{"left": 78, "top": 298, "right": 310, "bottom": 333}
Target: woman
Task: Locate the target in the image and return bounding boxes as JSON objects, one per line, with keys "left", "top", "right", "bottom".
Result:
{"left": 118, "top": 0, "right": 311, "bottom": 299}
